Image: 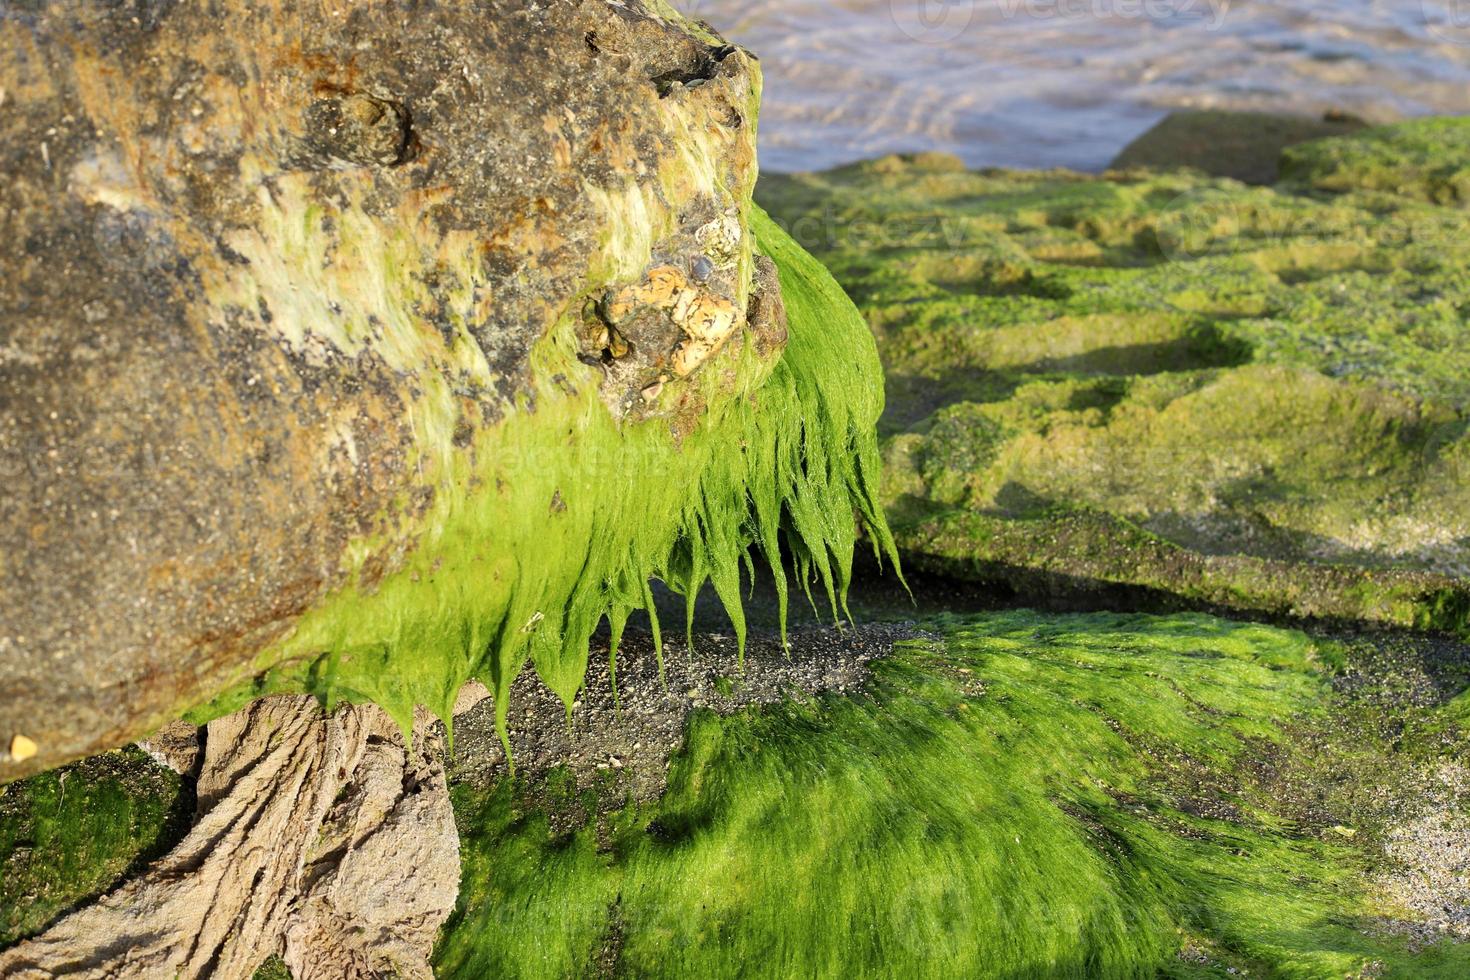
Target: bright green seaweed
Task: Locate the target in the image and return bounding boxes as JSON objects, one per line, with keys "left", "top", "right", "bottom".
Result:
{"left": 186, "top": 206, "right": 899, "bottom": 756}
{"left": 0, "top": 203, "right": 902, "bottom": 956}
{"left": 9, "top": 116, "right": 1470, "bottom": 979}
{"left": 437, "top": 611, "right": 1470, "bottom": 978}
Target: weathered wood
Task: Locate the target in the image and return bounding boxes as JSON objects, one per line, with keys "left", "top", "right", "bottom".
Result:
{"left": 0, "top": 696, "right": 459, "bottom": 979}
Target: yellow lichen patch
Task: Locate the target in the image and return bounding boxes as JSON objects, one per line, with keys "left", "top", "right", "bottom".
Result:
{"left": 671, "top": 293, "right": 739, "bottom": 376}
{"left": 0, "top": 20, "right": 57, "bottom": 105}
{"left": 672, "top": 289, "right": 737, "bottom": 340}
{"left": 672, "top": 337, "right": 720, "bottom": 377}
{"left": 604, "top": 264, "right": 689, "bottom": 321}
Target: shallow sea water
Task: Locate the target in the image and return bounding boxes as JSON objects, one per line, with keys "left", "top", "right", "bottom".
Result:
{"left": 691, "top": 0, "right": 1470, "bottom": 171}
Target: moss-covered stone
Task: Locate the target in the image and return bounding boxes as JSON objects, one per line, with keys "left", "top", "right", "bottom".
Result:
{"left": 1, "top": 0, "right": 895, "bottom": 779}
{"left": 758, "top": 122, "right": 1470, "bottom": 628}
{"left": 0, "top": 747, "right": 192, "bottom": 947}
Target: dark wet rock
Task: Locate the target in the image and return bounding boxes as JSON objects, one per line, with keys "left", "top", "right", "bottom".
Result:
{"left": 1111, "top": 108, "right": 1369, "bottom": 184}
{"left": 451, "top": 621, "right": 919, "bottom": 805}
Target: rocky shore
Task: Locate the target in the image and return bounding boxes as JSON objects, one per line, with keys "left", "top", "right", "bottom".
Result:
{"left": 2, "top": 14, "right": 1469, "bottom": 971}
{"left": 759, "top": 118, "right": 1470, "bottom": 635}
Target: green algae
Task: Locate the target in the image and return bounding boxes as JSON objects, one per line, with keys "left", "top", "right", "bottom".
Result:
{"left": 756, "top": 124, "right": 1470, "bottom": 627}
{"left": 185, "top": 205, "right": 899, "bottom": 757}
{"left": 250, "top": 956, "right": 292, "bottom": 980}
{"left": 890, "top": 508, "right": 1470, "bottom": 637}
{"left": 1281, "top": 117, "right": 1470, "bottom": 204}
{"left": 0, "top": 748, "right": 192, "bottom": 947}
{"left": 436, "top": 611, "right": 1470, "bottom": 978}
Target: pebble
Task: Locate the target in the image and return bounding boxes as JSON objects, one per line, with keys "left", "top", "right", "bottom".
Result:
{"left": 9, "top": 734, "right": 36, "bottom": 762}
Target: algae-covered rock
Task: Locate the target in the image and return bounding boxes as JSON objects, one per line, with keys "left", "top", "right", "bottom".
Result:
{"left": 1110, "top": 109, "right": 1368, "bottom": 185}
{"left": 0, "top": 0, "right": 894, "bottom": 778}
{"left": 1, "top": 697, "right": 462, "bottom": 978}
{"left": 0, "top": 747, "right": 192, "bottom": 948}
{"left": 758, "top": 122, "right": 1470, "bottom": 629}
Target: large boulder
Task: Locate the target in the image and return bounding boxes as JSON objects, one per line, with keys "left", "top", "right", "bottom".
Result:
{"left": 759, "top": 122, "right": 1470, "bottom": 630}
{"left": 1, "top": 0, "right": 894, "bottom": 779}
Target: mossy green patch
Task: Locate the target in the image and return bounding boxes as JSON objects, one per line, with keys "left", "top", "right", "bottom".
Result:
{"left": 186, "top": 206, "right": 899, "bottom": 755}
{"left": 251, "top": 956, "right": 292, "bottom": 980}
{"left": 892, "top": 508, "right": 1470, "bottom": 635}
{"left": 756, "top": 123, "right": 1470, "bottom": 627}
{"left": 1281, "top": 117, "right": 1470, "bottom": 204}
{"left": 0, "top": 747, "right": 192, "bottom": 947}
{"left": 437, "top": 611, "right": 1470, "bottom": 978}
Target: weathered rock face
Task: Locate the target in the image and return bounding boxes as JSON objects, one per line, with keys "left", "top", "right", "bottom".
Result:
{"left": 758, "top": 121, "right": 1470, "bottom": 631}
{"left": 0, "top": 0, "right": 775, "bottom": 777}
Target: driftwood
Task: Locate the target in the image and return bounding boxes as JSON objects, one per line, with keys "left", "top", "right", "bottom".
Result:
{"left": 0, "top": 690, "right": 489, "bottom": 979}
